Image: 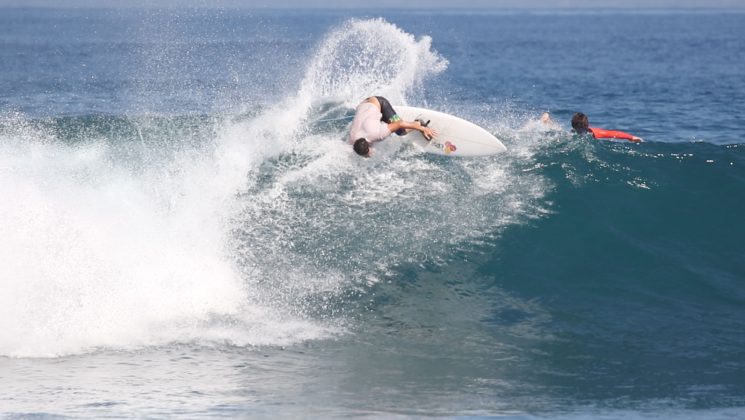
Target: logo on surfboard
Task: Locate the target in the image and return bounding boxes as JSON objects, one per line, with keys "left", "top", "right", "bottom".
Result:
{"left": 431, "top": 140, "right": 457, "bottom": 154}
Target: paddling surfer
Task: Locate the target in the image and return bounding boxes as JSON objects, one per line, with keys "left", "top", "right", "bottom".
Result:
{"left": 571, "top": 112, "right": 642, "bottom": 143}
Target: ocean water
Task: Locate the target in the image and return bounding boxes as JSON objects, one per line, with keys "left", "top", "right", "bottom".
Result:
{"left": 1, "top": 7, "right": 744, "bottom": 418}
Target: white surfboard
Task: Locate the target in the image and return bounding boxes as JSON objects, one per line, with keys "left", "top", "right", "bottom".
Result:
{"left": 395, "top": 106, "right": 507, "bottom": 157}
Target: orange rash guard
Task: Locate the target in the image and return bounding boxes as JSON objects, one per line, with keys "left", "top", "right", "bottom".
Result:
{"left": 589, "top": 127, "right": 635, "bottom": 141}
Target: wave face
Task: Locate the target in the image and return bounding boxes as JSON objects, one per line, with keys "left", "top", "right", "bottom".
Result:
{"left": 482, "top": 137, "right": 745, "bottom": 405}
{"left": 1, "top": 10, "right": 745, "bottom": 416}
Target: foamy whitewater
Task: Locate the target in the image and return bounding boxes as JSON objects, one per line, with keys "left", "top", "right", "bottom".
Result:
{"left": 1, "top": 8, "right": 744, "bottom": 418}
{"left": 0, "top": 18, "right": 538, "bottom": 358}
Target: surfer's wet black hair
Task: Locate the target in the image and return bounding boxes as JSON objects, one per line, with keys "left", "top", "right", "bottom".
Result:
{"left": 353, "top": 138, "right": 370, "bottom": 157}
{"left": 571, "top": 112, "right": 589, "bottom": 135}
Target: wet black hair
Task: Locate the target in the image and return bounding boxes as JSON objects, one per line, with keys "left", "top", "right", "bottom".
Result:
{"left": 353, "top": 138, "right": 370, "bottom": 157}
{"left": 571, "top": 112, "right": 589, "bottom": 135}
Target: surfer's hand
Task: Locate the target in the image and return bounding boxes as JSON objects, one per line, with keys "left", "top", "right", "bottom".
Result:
{"left": 631, "top": 136, "right": 643, "bottom": 143}
{"left": 422, "top": 126, "right": 437, "bottom": 141}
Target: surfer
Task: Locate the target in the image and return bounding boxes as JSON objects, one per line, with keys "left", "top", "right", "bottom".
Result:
{"left": 571, "top": 112, "right": 642, "bottom": 143}
{"left": 349, "top": 96, "right": 437, "bottom": 157}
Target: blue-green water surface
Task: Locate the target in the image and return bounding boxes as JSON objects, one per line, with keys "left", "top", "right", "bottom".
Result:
{"left": 1, "top": 7, "right": 744, "bottom": 418}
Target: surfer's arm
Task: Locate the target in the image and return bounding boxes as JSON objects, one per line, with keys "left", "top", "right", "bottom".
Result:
{"left": 388, "top": 120, "right": 437, "bottom": 140}
{"left": 589, "top": 127, "right": 642, "bottom": 143}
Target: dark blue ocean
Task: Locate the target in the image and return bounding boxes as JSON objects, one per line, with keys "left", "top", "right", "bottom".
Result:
{"left": 1, "top": 7, "right": 744, "bottom": 418}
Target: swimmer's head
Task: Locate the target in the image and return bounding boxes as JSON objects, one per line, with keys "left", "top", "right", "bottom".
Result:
{"left": 571, "top": 112, "right": 589, "bottom": 135}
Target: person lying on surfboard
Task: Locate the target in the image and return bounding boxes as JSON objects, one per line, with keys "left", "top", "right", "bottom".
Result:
{"left": 349, "top": 96, "right": 437, "bottom": 157}
{"left": 571, "top": 112, "right": 643, "bottom": 143}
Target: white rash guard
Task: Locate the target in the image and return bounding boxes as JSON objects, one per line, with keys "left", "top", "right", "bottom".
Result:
{"left": 348, "top": 102, "right": 392, "bottom": 144}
